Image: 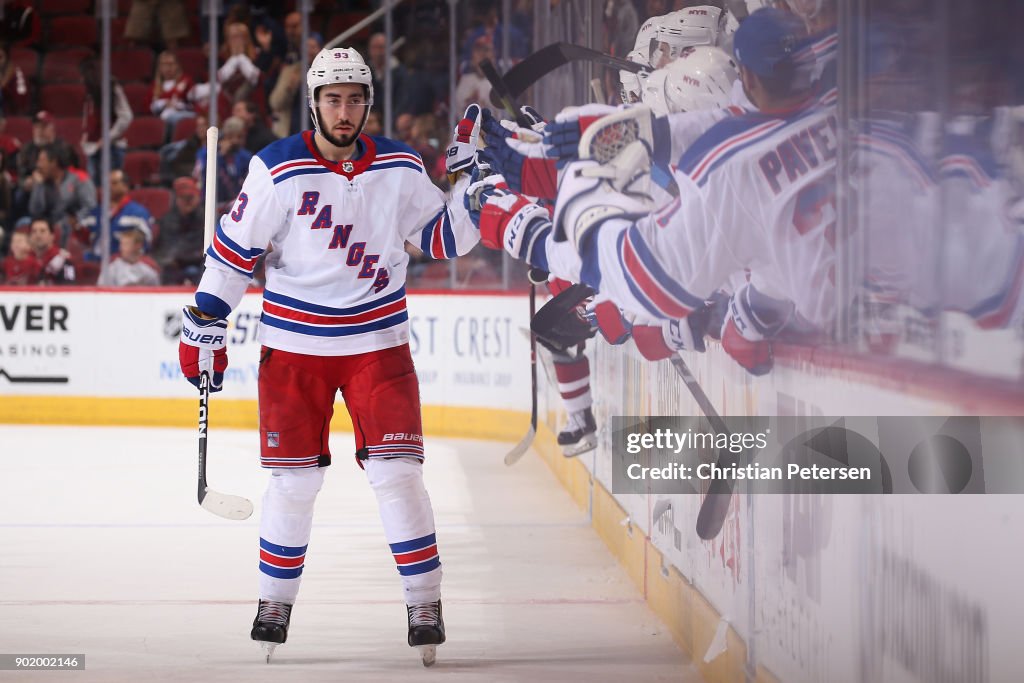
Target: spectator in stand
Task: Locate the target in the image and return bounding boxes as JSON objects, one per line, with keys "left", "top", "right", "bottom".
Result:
{"left": 1, "top": 228, "right": 38, "bottom": 285}
{"left": 152, "top": 176, "right": 204, "bottom": 284}
{"left": 28, "top": 145, "right": 97, "bottom": 246}
{"left": 29, "top": 218, "right": 74, "bottom": 285}
{"left": 604, "top": 0, "right": 640, "bottom": 58}
{"left": 0, "top": 42, "right": 30, "bottom": 116}
{"left": 460, "top": 2, "right": 529, "bottom": 68}
{"left": 159, "top": 112, "right": 206, "bottom": 184}
{"left": 395, "top": 113, "right": 414, "bottom": 144}
{"left": 232, "top": 100, "right": 277, "bottom": 154}
{"left": 0, "top": 148, "right": 13, "bottom": 232}
{"left": 98, "top": 226, "right": 160, "bottom": 287}
{"left": 409, "top": 113, "right": 442, "bottom": 176}
{"left": 150, "top": 50, "right": 195, "bottom": 142}
{"left": 455, "top": 35, "right": 494, "bottom": 115}
{"left": 17, "top": 112, "right": 76, "bottom": 191}
{"left": 364, "top": 110, "right": 383, "bottom": 136}
{"left": 219, "top": 22, "right": 262, "bottom": 105}
{"left": 368, "top": 32, "right": 409, "bottom": 118}
{"left": 269, "top": 32, "right": 322, "bottom": 138}
{"left": 193, "top": 116, "right": 251, "bottom": 213}
{"left": 80, "top": 169, "right": 153, "bottom": 261}
{"left": 0, "top": 113, "right": 20, "bottom": 176}
{"left": 282, "top": 11, "right": 302, "bottom": 64}
{"left": 80, "top": 57, "right": 134, "bottom": 183}
{"left": 124, "top": 0, "right": 190, "bottom": 50}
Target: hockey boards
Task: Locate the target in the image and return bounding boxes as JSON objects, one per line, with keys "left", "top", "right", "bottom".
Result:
{"left": 491, "top": 43, "right": 650, "bottom": 108}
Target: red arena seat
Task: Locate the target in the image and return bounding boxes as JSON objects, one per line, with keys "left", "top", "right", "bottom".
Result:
{"left": 10, "top": 47, "right": 39, "bottom": 80}
{"left": 112, "top": 48, "right": 156, "bottom": 83}
{"left": 40, "top": 0, "right": 93, "bottom": 15}
{"left": 131, "top": 186, "right": 173, "bottom": 220}
{"left": 122, "top": 82, "right": 154, "bottom": 115}
{"left": 123, "top": 151, "right": 162, "bottom": 188}
{"left": 124, "top": 116, "right": 166, "bottom": 148}
{"left": 39, "top": 84, "right": 87, "bottom": 117}
{"left": 171, "top": 116, "right": 197, "bottom": 142}
{"left": 48, "top": 16, "right": 98, "bottom": 47}
{"left": 41, "top": 48, "right": 94, "bottom": 83}
{"left": 5, "top": 116, "right": 33, "bottom": 142}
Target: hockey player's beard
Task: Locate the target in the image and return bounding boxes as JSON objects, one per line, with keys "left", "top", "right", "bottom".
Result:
{"left": 320, "top": 111, "right": 367, "bottom": 149}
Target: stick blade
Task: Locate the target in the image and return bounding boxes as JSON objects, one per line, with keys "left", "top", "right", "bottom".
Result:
{"left": 694, "top": 491, "right": 732, "bottom": 540}
{"left": 503, "top": 426, "right": 537, "bottom": 466}
{"left": 200, "top": 488, "right": 254, "bottom": 520}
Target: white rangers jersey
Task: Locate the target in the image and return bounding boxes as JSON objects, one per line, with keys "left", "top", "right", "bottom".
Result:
{"left": 579, "top": 99, "right": 840, "bottom": 327}
{"left": 196, "top": 132, "right": 477, "bottom": 355}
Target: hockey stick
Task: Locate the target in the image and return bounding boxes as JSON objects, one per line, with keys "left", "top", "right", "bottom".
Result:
{"left": 493, "top": 43, "right": 650, "bottom": 108}
{"left": 504, "top": 269, "right": 544, "bottom": 466}
{"left": 480, "top": 58, "right": 534, "bottom": 128}
{"left": 196, "top": 126, "right": 253, "bottom": 521}
{"left": 476, "top": 61, "right": 545, "bottom": 465}
{"left": 668, "top": 355, "right": 733, "bottom": 541}
{"left": 197, "top": 370, "right": 254, "bottom": 520}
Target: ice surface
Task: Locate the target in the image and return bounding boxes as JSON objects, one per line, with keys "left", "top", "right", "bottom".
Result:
{"left": 0, "top": 425, "right": 699, "bottom": 682}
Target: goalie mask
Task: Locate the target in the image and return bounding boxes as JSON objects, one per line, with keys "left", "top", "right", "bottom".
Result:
{"left": 307, "top": 47, "right": 374, "bottom": 145}
{"left": 643, "top": 46, "right": 738, "bottom": 116}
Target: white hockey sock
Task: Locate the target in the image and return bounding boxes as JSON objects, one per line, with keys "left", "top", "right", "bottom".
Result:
{"left": 364, "top": 457, "right": 442, "bottom": 605}
{"left": 258, "top": 467, "right": 325, "bottom": 604}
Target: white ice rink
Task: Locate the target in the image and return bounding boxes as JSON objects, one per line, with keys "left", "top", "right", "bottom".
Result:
{"left": 0, "top": 425, "right": 698, "bottom": 682}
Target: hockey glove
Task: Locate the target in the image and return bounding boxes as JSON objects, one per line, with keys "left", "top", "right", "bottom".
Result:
{"left": 631, "top": 305, "right": 714, "bottom": 361}
{"left": 720, "top": 284, "right": 796, "bottom": 377}
{"left": 445, "top": 103, "right": 482, "bottom": 177}
{"left": 480, "top": 110, "right": 559, "bottom": 200}
{"left": 586, "top": 299, "right": 632, "bottom": 345}
{"left": 179, "top": 306, "right": 229, "bottom": 391}
{"left": 479, "top": 189, "right": 552, "bottom": 264}
{"left": 544, "top": 104, "right": 619, "bottom": 168}
{"left": 464, "top": 172, "right": 508, "bottom": 227}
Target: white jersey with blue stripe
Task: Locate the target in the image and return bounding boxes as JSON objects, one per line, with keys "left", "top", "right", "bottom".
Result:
{"left": 580, "top": 98, "right": 840, "bottom": 328}
{"left": 197, "top": 131, "right": 477, "bottom": 356}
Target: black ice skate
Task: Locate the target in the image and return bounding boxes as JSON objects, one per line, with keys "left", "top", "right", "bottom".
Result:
{"left": 250, "top": 599, "right": 292, "bottom": 663}
{"left": 558, "top": 407, "right": 597, "bottom": 457}
{"left": 407, "top": 600, "right": 445, "bottom": 667}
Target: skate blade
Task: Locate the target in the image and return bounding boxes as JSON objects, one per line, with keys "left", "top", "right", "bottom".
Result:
{"left": 417, "top": 644, "right": 437, "bottom": 667}
{"left": 562, "top": 434, "right": 597, "bottom": 458}
{"left": 259, "top": 641, "right": 278, "bottom": 663}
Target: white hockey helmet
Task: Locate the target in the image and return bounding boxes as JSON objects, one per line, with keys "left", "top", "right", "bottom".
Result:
{"left": 642, "top": 46, "right": 738, "bottom": 116}
{"left": 633, "top": 16, "right": 661, "bottom": 63}
{"left": 619, "top": 49, "right": 650, "bottom": 104}
{"left": 306, "top": 46, "right": 374, "bottom": 137}
{"left": 652, "top": 7, "right": 725, "bottom": 68}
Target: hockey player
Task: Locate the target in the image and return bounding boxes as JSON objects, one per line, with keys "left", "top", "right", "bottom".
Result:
{"left": 474, "top": 8, "right": 833, "bottom": 375}
{"left": 177, "top": 47, "right": 481, "bottom": 667}
{"left": 650, "top": 5, "right": 727, "bottom": 69}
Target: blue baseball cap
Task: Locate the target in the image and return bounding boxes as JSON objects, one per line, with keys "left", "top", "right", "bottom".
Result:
{"left": 733, "top": 7, "right": 807, "bottom": 77}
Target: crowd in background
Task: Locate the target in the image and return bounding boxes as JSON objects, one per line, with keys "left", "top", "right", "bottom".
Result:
{"left": 0, "top": 0, "right": 551, "bottom": 288}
